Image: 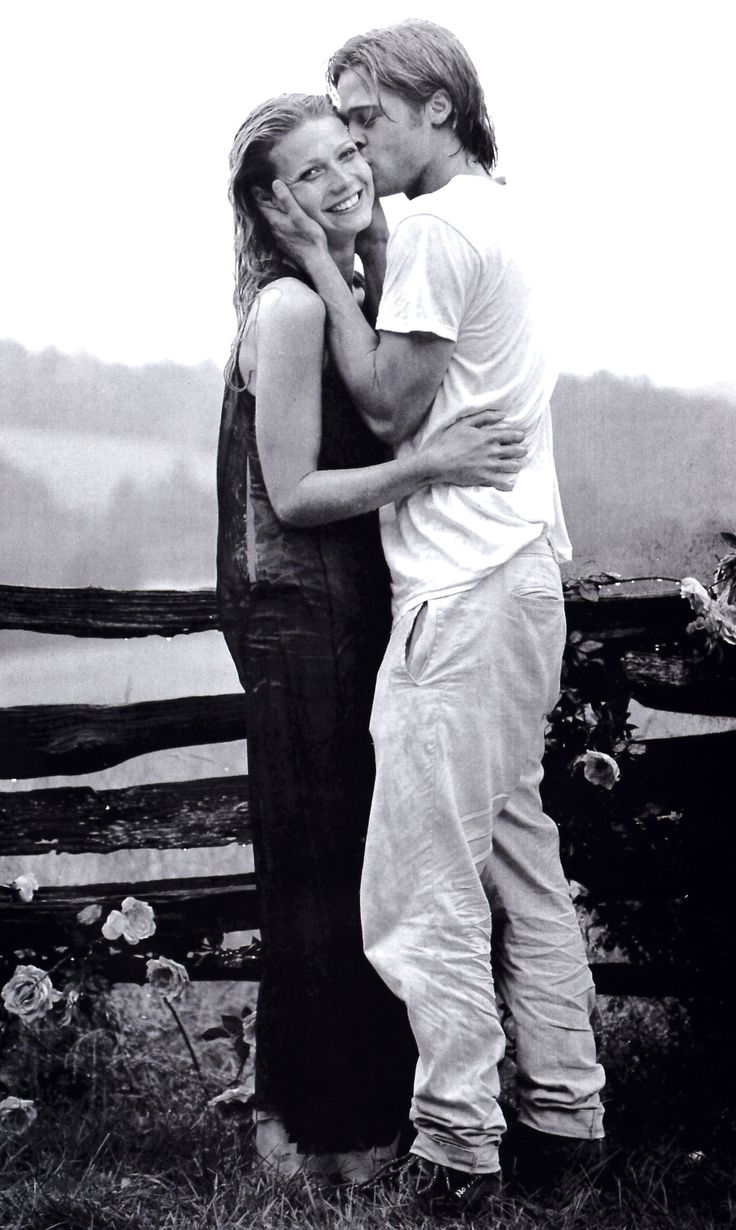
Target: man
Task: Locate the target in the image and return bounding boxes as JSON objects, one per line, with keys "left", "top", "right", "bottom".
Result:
{"left": 263, "top": 19, "right": 605, "bottom": 1213}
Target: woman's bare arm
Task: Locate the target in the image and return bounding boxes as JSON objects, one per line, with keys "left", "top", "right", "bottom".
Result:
{"left": 251, "top": 279, "right": 526, "bottom": 529}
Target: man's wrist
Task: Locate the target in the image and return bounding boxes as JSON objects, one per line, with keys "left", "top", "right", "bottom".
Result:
{"left": 307, "top": 251, "right": 357, "bottom": 306}
{"left": 356, "top": 234, "right": 387, "bottom": 260}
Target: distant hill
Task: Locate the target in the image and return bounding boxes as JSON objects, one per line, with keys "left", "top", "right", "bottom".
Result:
{"left": 0, "top": 339, "right": 222, "bottom": 450}
{"left": 551, "top": 371, "right": 736, "bottom": 578}
{"left": 1, "top": 341, "right": 223, "bottom": 588}
{"left": 1, "top": 340, "right": 734, "bottom": 589}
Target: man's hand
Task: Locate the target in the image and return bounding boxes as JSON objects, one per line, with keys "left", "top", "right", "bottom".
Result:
{"left": 259, "top": 180, "right": 329, "bottom": 272}
{"left": 423, "top": 410, "right": 528, "bottom": 491}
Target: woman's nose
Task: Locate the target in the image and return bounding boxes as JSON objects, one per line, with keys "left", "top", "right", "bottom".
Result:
{"left": 329, "top": 162, "right": 354, "bottom": 189}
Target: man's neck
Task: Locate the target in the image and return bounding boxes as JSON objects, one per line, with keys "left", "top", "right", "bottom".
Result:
{"left": 408, "top": 143, "right": 489, "bottom": 199}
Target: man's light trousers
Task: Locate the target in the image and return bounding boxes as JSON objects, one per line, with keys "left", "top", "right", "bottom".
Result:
{"left": 362, "top": 539, "right": 605, "bottom": 1174}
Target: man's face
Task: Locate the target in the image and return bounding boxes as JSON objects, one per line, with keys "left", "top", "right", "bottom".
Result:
{"left": 336, "top": 68, "right": 430, "bottom": 198}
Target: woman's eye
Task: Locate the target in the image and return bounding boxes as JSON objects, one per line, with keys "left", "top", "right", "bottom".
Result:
{"left": 340, "top": 147, "right": 358, "bottom": 161}
{"left": 300, "top": 167, "right": 322, "bottom": 180}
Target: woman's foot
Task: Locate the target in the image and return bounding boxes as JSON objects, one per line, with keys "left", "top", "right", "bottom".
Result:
{"left": 256, "top": 1114, "right": 402, "bottom": 1187}
{"left": 332, "top": 1131, "right": 402, "bottom": 1184}
{"left": 255, "top": 1113, "right": 339, "bottom": 1186}
{"left": 255, "top": 1114, "right": 302, "bottom": 1179}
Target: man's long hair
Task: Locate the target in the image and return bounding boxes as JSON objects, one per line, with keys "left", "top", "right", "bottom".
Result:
{"left": 225, "top": 93, "right": 336, "bottom": 389}
{"left": 327, "top": 19, "right": 497, "bottom": 172}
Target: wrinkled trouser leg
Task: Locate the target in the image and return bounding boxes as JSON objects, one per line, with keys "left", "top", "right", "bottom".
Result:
{"left": 486, "top": 773, "right": 605, "bottom": 1140}
{"left": 361, "top": 541, "right": 605, "bottom": 1174}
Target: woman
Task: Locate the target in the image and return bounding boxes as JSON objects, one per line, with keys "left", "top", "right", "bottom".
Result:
{"left": 216, "top": 94, "right": 526, "bottom": 1183}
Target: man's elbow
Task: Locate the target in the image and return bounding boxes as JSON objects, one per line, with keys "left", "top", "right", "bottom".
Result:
{"left": 372, "top": 399, "right": 431, "bottom": 447}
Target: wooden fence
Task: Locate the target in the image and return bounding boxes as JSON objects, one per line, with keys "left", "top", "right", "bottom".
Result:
{"left": 1, "top": 579, "right": 734, "bottom": 997}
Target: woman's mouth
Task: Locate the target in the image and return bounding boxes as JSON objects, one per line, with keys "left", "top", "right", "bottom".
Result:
{"left": 327, "top": 191, "right": 362, "bottom": 214}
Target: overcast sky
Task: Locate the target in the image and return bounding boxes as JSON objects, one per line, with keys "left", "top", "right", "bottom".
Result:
{"left": 1, "top": 0, "right": 734, "bottom": 390}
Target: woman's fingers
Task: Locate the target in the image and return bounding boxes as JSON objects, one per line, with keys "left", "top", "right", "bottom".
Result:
{"left": 490, "top": 442, "right": 526, "bottom": 456}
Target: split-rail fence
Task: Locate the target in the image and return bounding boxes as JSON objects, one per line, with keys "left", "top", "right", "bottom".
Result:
{"left": 1, "top": 579, "right": 733, "bottom": 1000}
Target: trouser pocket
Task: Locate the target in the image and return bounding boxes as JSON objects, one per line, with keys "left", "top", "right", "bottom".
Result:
{"left": 404, "top": 601, "right": 436, "bottom": 684}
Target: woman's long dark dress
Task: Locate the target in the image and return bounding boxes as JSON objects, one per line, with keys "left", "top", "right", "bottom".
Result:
{"left": 216, "top": 342, "right": 416, "bottom": 1153}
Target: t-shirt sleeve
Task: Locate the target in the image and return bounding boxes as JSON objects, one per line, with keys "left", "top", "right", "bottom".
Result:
{"left": 375, "top": 212, "right": 480, "bottom": 342}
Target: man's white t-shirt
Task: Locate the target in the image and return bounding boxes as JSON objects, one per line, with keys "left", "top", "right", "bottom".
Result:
{"left": 375, "top": 174, "right": 572, "bottom": 620}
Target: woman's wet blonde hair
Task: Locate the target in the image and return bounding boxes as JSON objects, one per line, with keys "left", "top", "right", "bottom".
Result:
{"left": 224, "top": 93, "right": 337, "bottom": 388}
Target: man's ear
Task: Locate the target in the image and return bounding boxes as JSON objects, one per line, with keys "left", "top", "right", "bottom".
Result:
{"left": 427, "top": 89, "right": 453, "bottom": 127}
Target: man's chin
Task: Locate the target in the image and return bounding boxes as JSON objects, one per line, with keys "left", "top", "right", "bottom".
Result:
{"left": 369, "top": 171, "right": 392, "bottom": 197}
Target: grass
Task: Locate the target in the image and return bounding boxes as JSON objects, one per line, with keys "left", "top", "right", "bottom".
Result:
{"left": 1, "top": 986, "right": 734, "bottom": 1229}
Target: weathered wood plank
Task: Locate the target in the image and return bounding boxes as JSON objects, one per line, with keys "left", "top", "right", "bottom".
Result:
{"left": 622, "top": 650, "right": 736, "bottom": 715}
{"left": 0, "top": 776, "right": 250, "bottom": 855}
{"left": 0, "top": 586, "right": 218, "bottom": 637}
{"left": 564, "top": 580, "right": 687, "bottom": 644}
{"left": 1, "top": 582, "right": 686, "bottom": 645}
{"left": 0, "top": 873, "right": 258, "bottom": 951}
{"left": 0, "top": 694, "right": 248, "bottom": 779}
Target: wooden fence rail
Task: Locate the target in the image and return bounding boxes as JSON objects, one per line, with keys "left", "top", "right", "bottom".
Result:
{"left": 0, "top": 579, "right": 686, "bottom": 641}
{"left": 0, "top": 694, "right": 248, "bottom": 779}
{"left": 0, "top": 585, "right": 218, "bottom": 637}
{"left": 0, "top": 776, "right": 250, "bottom": 855}
{"left": 1, "top": 580, "right": 734, "bottom": 996}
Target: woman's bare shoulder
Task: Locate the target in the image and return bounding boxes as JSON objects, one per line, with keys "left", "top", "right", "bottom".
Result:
{"left": 257, "top": 276, "right": 326, "bottom": 328}
{"left": 238, "top": 278, "right": 325, "bottom": 387}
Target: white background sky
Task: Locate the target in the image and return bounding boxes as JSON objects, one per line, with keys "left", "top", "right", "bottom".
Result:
{"left": 1, "top": 0, "right": 734, "bottom": 389}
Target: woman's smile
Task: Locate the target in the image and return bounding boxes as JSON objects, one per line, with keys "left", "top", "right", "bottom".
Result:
{"left": 326, "top": 190, "right": 363, "bottom": 214}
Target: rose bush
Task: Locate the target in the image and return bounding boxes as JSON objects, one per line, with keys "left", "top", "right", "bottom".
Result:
{"left": 1, "top": 965, "right": 63, "bottom": 1024}
{"left": 681, "top": 540, "right": 736, "bottom": 655}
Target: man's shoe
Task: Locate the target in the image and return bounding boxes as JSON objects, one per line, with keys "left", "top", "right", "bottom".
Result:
{"left": 501, "top": 1122, "right": 605, "bottom": 1194}
{"left": 363, "top": 1152, "right": 502, "bottom": 1215}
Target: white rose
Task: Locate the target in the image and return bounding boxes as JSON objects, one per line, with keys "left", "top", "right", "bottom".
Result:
{"left": 680, "top": 577, "right": 711, "bottom": 615}
{"left": 101, "top": 909, "right": 126, "bottom": 941}
{"left": 77, "top": 903, "right": 103, "bottom": 926}
{"left": 102, "top": 897, "right": 155, "bottom": 945}
{"left": 1, "top": 965, "right": 63, "bottom": 1023}
{"left": 145, "top": 956, "right": 189, "bottom": 1002}
{"left": 576, "top": 750, "right": 621, "bottom": 790}
{"left": 10, "top": 874, "right": 39, "bottom": 903}
{"left": 0, "top": 1096, "right": 38, "bottom": 1136}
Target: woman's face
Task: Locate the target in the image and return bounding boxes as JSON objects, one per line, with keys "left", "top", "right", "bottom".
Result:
{"left": 268, "top": 115, "right": 374, "bottom": 245}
